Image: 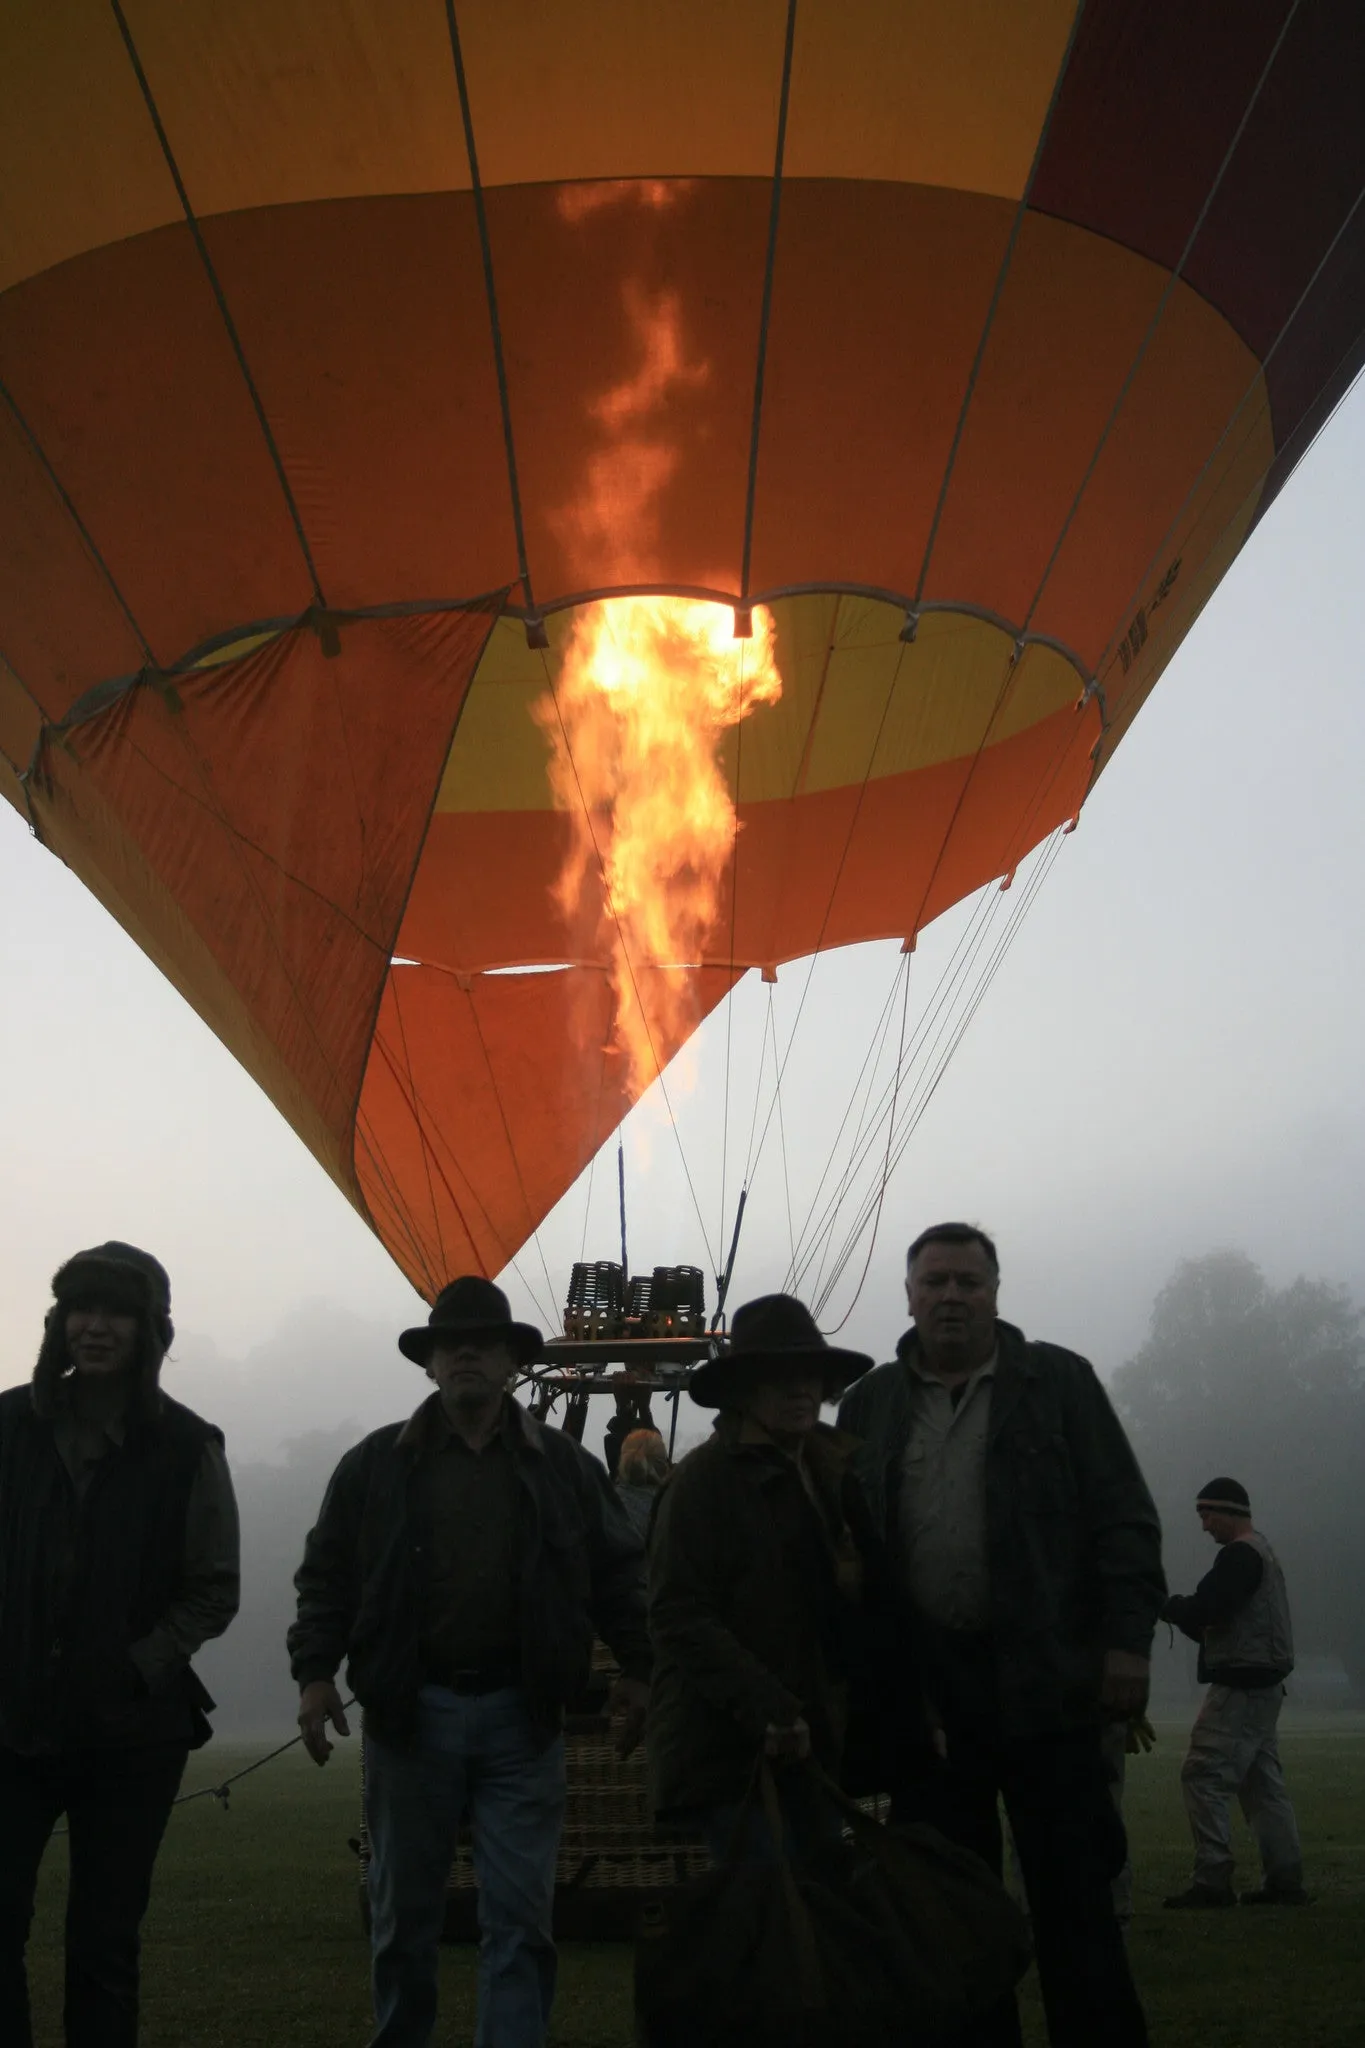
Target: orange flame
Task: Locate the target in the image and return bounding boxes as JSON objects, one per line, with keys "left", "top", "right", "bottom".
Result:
{"left": 556, "top": 179, "right": 691, "bottom": 223}
{"left": 539, "top": 599, "right": 782, "bottom": 1097}
{"left": 550, "top": 284, "right": 708, "bottom": 587}
{"left": 541, "top": 185, "right": 780, "bottom": 1097}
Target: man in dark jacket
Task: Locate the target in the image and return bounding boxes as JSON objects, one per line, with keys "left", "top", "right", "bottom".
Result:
{"left": 289, "top": 1277, "right": 650, "bottom": 2048}
{"left": 1162, "top": 1478, "right": 1304, "bottom": 1908}
{"left": 646, "top": 1294, "right": 877, "bottom": 1842}
{"left": 0, "top": 1242, "right": 240, "bottom": 2048}
{"left": 839, "top": 1223, "right": 1163, "bottom": 2048}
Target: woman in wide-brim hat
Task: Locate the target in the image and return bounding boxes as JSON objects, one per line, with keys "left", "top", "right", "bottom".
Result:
{"left": 645, "top": 1293, "right": 887, "bottom": 1843}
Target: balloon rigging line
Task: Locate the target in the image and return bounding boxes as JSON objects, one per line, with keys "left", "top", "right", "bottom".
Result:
{"left": 72, "top": 664, "right": 518, "bottom": 1309}
{"left": 789, "top": 886, "right": 1001, "bottom": 1299}
{"left": 1020, "top": 0, "right": 1304, "bottom": 638}
{"left": 443, "top": 0, "right": 539, "bottom": 620}
{"left": 804, "top": 637, "right": 1092, "bottom": 1309}
{"left": 901, "top": 617, "right": 1038, "bottom": 990}
{"left": 816, "top": 829, "right": 1066, "bottom": 1328}
{"left": 352, "top": 1092, "right": 445, "bottom": 1300}
{"left": 738, "top": 0, "right": 799, "bottom": 606}
{"left": 536, "top": 649, "right": 719, "bottom": 1271}
{"left": 366, "top": 1023, "right": 555, "bottom": 1324}
{"left": 717, "top": 634, "right": 750, "bottom": 1281}
{"left": 796, "top": 779, "right": 1065, "bottom": 1314}
{"left": 367, "top": 1031, "right": 495, "bottom": 1298}
{"left": 323, "top": 664, "right": 386, "bottom": 941}
{"left": 109, "top": 0, "right": 327, "bottom": 610}
{"left": 738, "top": 968, "right": 776, "bottom": 1193}
{"left": 578, "top": 1042, "right": 612, "bottom": 1264}
{"left": 463, "top": 994, "right": 561, "bottom": 1320}
{"left": 104, "top": 709, "right": 444, "bottom": 1300}
{"left": 0, "top": 375, "right": 155, "bottom": 664}
{"left": 385, "top": 968, "right": 450, "bottom": 1280}
{"left": 873, "top": 831, "right": 1066, "bottom": 1221}
{"left": 1084, "top": 176, "right": 1365, "bottom": 734}
{"left": 815, "top": 899, "right": 1022, "bottom": 1318}
{"left": 815, "top": 846, "right": 1061, "bottom": 1331}
{"left": 816, "top": 943, "right": 916, "bottom": 1330}
{"left": 809, "top": 945, "right": 913, "bottom": 1317}
{"left": 376, "top": 964, "right": 571, "bottom": 1315}
{"left": 786, "top": 949, "right": 910, "bottom": 1297}
{"left": 912, "top": 0, "right": 1090, "bottom": 607}
{"left": 770, "top": 984, "right": 797, "bottom": 1274}
{"left": 742, "top": 631, "right": 912, "bottom": 1199}
{"left": 782, "top": 624, "right": 1032, "bottom": 1295}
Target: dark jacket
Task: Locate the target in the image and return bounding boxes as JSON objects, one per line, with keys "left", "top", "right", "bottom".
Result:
{"left": 0, "top": 1384, "right": 223, "bottom": 1752}
{"left": 288, "top": 1393, "right": 651, "bottom": 1745}
{"left": 838, "top": 1320, "right": 1165, "bottom": 1737}
{"left": 646, "top": 1416, "right": 889, "bottom": 1818}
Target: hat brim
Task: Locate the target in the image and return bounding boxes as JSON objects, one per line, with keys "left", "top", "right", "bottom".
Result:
{"left": 399, "top": 1320, "right": 543, "bottom": 1367}
{"left": 688, "top": 1344, "right": 871, "bottom": 1410}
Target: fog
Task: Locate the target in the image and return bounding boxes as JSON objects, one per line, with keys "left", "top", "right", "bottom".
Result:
{"left": 3, "top": 380, "right": 1363, "bottom": 1734}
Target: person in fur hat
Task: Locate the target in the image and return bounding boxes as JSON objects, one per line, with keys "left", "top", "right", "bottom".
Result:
{"left": 0, "top": 1241, "right": 240, "bottom": 2048}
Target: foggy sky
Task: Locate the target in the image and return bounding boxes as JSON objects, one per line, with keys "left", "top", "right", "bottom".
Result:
{"left": 3, "top": 376, "right": 1363, "bottom": 1443}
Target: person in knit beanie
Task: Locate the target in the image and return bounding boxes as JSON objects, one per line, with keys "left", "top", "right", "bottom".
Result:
{"left": 0, "top": 1241, "right": 240, "bottom": 2044}
{"left": 1161, "top": 1477, "right": 1306, "bottom": 1908}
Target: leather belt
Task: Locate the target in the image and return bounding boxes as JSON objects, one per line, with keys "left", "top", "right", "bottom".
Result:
{"left": 429, "top": 1668, "right": 521, "bottom": 1696}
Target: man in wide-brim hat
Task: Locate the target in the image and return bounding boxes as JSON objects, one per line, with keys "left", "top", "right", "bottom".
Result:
{"left": 289, "top": 1275, "right": 651, "bottom": 2048}
{"left": 645, "top": 1293, "right": 885, "bottom": 1842}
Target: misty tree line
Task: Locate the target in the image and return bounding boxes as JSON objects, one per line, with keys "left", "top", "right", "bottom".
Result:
{"left": 195, "top": 1251, "right": 1365, "bottom": 1732}
{"left": 1112, "top": 1250, "right": 1365, "bottom": 1697}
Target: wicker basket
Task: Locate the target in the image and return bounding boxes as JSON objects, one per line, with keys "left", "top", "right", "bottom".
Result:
{"left": 356, "top": 1662, "right": 708, "bottom": 1942}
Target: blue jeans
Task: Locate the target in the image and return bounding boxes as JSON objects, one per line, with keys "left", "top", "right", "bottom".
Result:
{"left": 364, "top": 1686, "right": 567, "bottom": 2048}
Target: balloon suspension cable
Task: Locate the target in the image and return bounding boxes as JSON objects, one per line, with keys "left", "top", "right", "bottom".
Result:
{"left": 617, "top": 1137, "right": 629, "bottom": 1284}
{"left": 711, "top": 1185, "right": 748, "bottom": 1333}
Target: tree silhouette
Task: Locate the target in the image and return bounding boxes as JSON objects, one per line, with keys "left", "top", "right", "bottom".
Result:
{"left": 1113, "top": 1252, "right": 1365, "bottom": 1698}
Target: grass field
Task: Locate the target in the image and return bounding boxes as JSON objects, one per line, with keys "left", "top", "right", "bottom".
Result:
{"left": 26, "top": 1712, "right": 1365, "bottom": 2045}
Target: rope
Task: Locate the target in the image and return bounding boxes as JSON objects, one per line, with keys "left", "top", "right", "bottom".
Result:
{"left": 912, "top": 0, "right": 1089, "bottom": 604}
{"left": 110, "top": 0, "right": 327, "bottom": 609}
{"left": 442, "top": 0, "right": 538, "bottom": 617}
{"left": 810, "top": 946, "right": 913, "bottom": 1323}
{"left": 466, "top": 995, "right": 561, "bottom": 1323}
{"left": 788, "top": 951, "right": 909, "bottom": 1297}
{"left": 815, "top": 829, "right": 1066, "bottom": 1326}
{"left": 50, "top": 1700, "right": 358, "bottom": 1835}
{"left": 770, "top": 986, "right": 797, "bottom": 1274}
{"left": 1020, "top": 0, "right": 1304, "bottom": 640}
{"left": 805, "top": 659, "right": 1090, "bottom": 1318}
{"left": 717, "top": 635, "right": 750, "bottom": 1278}
{"left": 743, "top": 634, "right": 912, "bottom": 1195}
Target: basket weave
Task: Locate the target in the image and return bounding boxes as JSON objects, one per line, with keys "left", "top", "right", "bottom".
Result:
{"left": 356, "top": 1658, "right": 707, "bottom": 1939}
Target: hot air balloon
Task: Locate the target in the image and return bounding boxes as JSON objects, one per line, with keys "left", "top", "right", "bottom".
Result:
{"left": 1, "top": 0, "right": 1362, "bottom": 1313}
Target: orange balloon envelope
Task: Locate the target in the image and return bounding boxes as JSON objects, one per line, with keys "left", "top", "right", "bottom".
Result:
{"left": 0, "top": 2, "right": 1362, "bottom": 1296}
